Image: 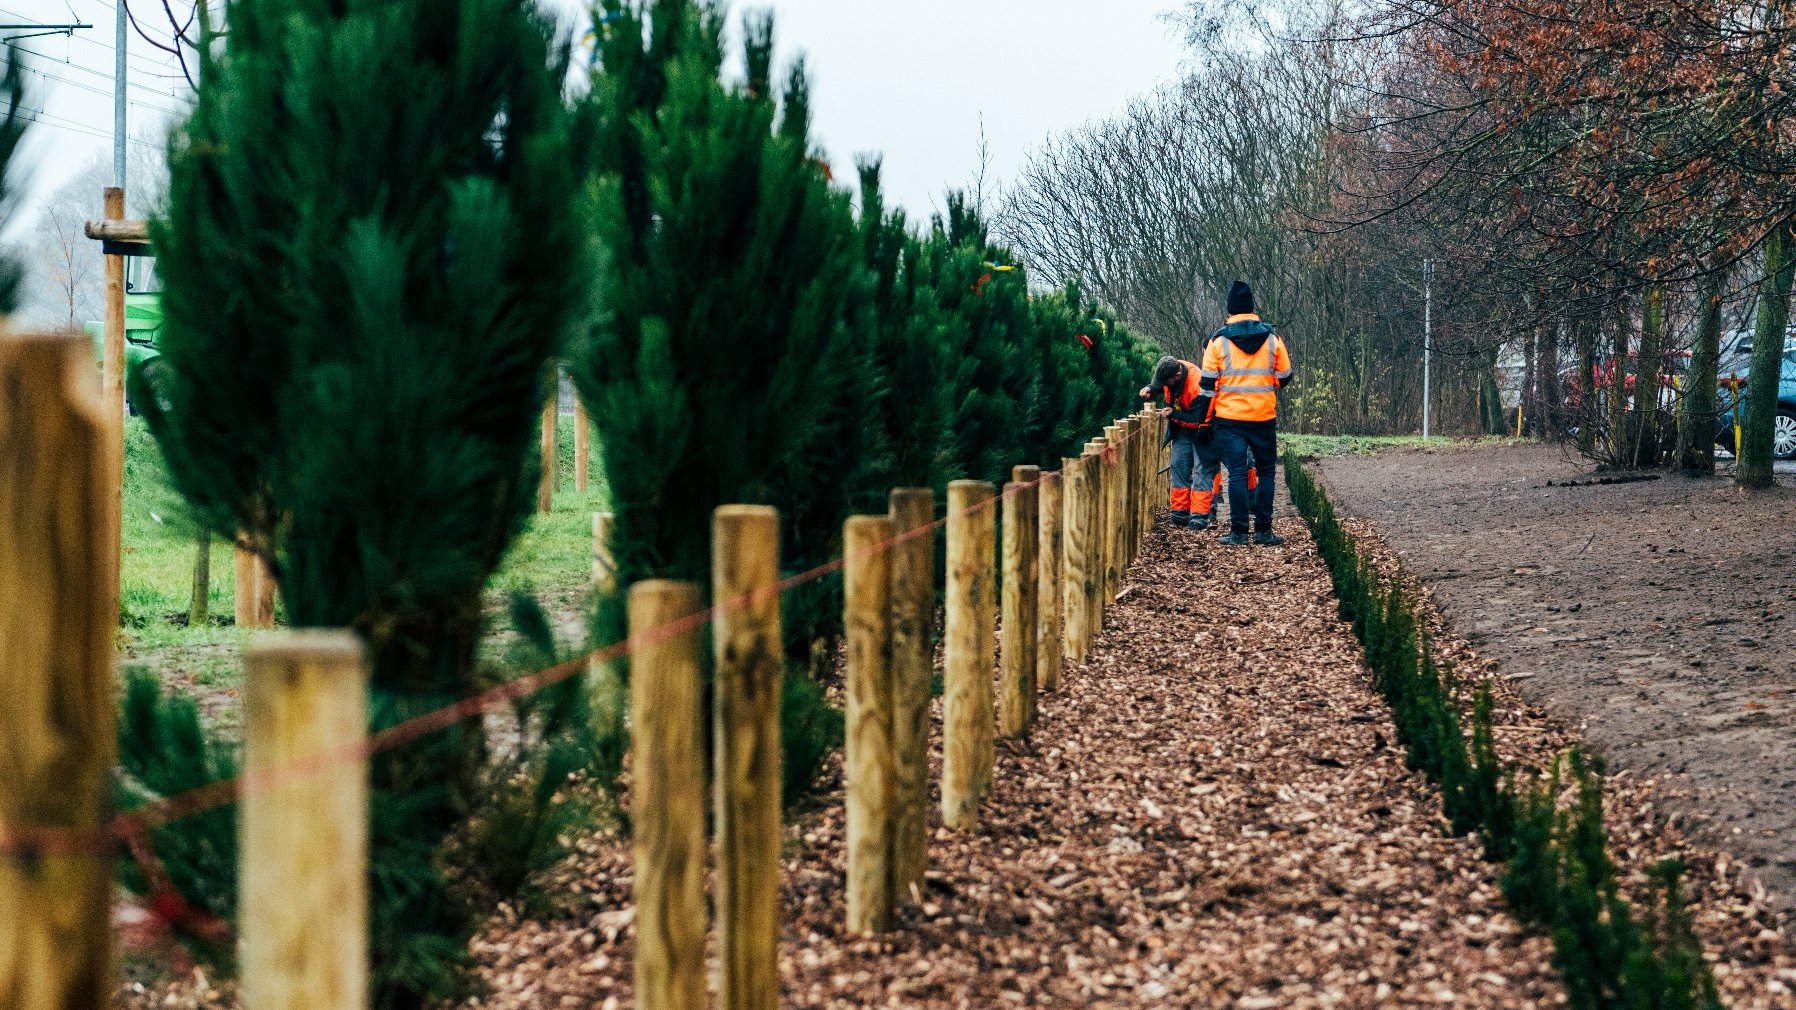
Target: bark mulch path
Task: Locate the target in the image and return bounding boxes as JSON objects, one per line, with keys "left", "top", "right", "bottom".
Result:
{"left": 467, "top": 509, "right": 1570, "bottom": 1008}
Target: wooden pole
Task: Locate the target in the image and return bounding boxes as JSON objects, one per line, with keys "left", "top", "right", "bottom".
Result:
{"left": 102, "top": 186, "right": 125, "bottom": 627}
{"left": 1084, "top": 440, "right": 1107, "bottom": 636}
{"left": 235, "top": 543, "right": 256, "bottom": 627}
{"left": 713, "top": 506, "right": 782, "bottom": 1010}
{"left": 1102, "top": 426, "right": 1125, "bottom": 603}
{"left": 942, "top": 480, "right": 995, "bottom": 831}
{"left": 241, "top": 631, "right": 369, "bottom": 1010}
{"left": 629, "top": 580, "right": 707, "bottom": 1010}
{"left": 1061, "top": 456, "right": 1090, "bottom": 664}
{"left": 255, "top": 553, "right": 276, "bottom": 628}
{"left": 587, "top": 512, "right": 624, "bottom": 757}
{"left": 189, "top": 531, "right": 211, "bottom": 628}
{"left": 844, "top": 514, "right": 895, "bottom": 934}
{"left": 538, "top": 387, "right": 557, "bottom": 516}
{"left": 999, "top": 474, "right": 1037, "bottom": 738}
{"left": 1037, "top": 471, "right": 1063, "bottom": 694}
{"left": 0, "top": 333, "right": 112, "bottom": 1010}
{"left": 574, "top": 396, "right": 591, "bottom": 494}
{"left": 1121, "top": 417, "right": 1140, "bottom": 564}
{"left": 888, "top": 487, "right": 934, "bottom": 898}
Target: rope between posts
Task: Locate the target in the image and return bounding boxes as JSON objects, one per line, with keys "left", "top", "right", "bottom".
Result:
{"left": 0, "top": 417, "right": 1155, "bottom": 939}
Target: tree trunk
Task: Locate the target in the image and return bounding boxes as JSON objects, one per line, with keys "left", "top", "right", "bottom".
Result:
{"left": 1479, "top": 347, "right": 1505, "bottom": 434}
{"left": 1680, "top": 275, "right": 1723, "bottom": 474}
{"left": 1633, "top": 287, "right": 1666, "bottom": 468}
{"left": 1539, "top": 320, "right": 1562, "bottom": 438}
{"left": 1740, "top": 224, "right": 1796, "bottom": 488}
{"left": 1520, "top": 327, "right": 1538, "bottom": 437}
{"left": 1576, "top": 314, "right": 1598, "bottom": 454}
{"left": 1605, "top": 295, "right": 1631, "bottom": 463}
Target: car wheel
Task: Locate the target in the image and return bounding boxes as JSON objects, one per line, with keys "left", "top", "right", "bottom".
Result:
{"left": 1775, "top": 408, "right": 1796, "bottom": 460}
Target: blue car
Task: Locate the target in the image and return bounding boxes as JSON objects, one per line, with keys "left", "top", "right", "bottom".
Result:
{"left": 1717, "top": 338, "right": 1796, "bottom": 460}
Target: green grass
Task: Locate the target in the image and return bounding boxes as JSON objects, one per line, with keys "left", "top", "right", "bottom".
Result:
{"left": 1280, "top": 433, "right": 1526, "bottom": 459}
{"left": 121, "top": 415, "right": 610, "bottom": 688}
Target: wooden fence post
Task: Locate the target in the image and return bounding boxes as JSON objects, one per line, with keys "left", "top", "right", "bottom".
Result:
{"left": 844, "top": 514, "right": 895, "bottom": 934}
{"left": 1037, "top": 471, "right": 1063, "bottom": 693}
{"left": 629, "top": 580, "right": 707, "bottom": 1010}
{"left": 1085, "top": 440, "right": 1107, "bottom": 635}
{"left": 587, "top": 512, "right": 624, "bottom": 763}
{"left": 190, "top": 532, "right": 211, "bottom": 627}
{"left": 713, "top": 506, "right": 782, "bottom": 1009}
{"left": 538, "top": 387, "right": 557, "bottom": 516}
{"left": 0, "top": 333, "right": 112, "bottom": 1010}
{"left": 102, "top": 187, "right": 125, "bottom": 628}
{"left": 241, "top": 630, "right": 369, "bottom": 1010}
{"left": 574, "top": 397, "right": 591, "bottom": 494}
{"left": 1117, "top": 419, "right": 1134, "bottom": 565}
{"left": 1102, "top": 426, "right": 1124, "bottom": 602}
{"left": 256, "top": 554, "right": 276, "bottom": 628}
{"left": 888, "top": 487, "right": 934, "bottom": 898}
{"left": 1061, "top": 456, "right": 1090, "bottom": 664}
{"left": 942, "top": 480, "right": 995, "bottom": 830}
{"left": 1141, "top": 410, "right": 1159, "bottom": 537}
{"left": 1000, "top": 467, "right": 1039, "bottom": 737}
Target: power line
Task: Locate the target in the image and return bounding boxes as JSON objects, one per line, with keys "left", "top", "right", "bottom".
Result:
{"left": 21, "top": 61, "right": 186, "bottom": 118}
{"left": 6, "top": 40, "right": 188, "bottom": 104}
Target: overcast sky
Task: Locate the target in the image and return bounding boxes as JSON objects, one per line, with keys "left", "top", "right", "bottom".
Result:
{"left": 5, "top": 0, "right": 1189, "bottom": 235}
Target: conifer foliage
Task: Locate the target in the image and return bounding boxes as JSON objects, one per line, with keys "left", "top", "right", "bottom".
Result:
{"left": 141, "top": 0, "right": 589, "bottom": 1004}
{"left": 0, "top": 49, "right": 26, "bottom": 313}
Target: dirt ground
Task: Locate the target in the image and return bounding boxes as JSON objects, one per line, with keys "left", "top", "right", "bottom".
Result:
{"left": 1318, "top": 442, "right": 1796, "bottom": 916}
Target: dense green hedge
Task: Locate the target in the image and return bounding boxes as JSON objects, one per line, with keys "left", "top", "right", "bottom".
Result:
{"left": 1285, "top": 455, "right": 1720, "bottom": 1010}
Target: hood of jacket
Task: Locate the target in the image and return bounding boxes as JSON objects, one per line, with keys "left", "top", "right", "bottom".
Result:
{"left": 1214, "top": 314, "right": 1276, "bottom": 356}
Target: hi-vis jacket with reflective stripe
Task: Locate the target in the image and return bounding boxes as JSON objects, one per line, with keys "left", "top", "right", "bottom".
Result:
{"left": 1198, "top": 314, "right": 1292, "bottom": 423}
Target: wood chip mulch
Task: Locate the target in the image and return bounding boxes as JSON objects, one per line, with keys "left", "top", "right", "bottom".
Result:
{"left": 464, "top": 505, "right": 1576, "bottom": 1009}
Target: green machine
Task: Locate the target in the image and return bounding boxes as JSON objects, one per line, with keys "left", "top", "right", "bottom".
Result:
{"left": 84, "top": 257, "right": 164, "bottom": 414}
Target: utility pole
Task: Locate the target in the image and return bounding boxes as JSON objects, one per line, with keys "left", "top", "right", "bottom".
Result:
{"left": 1422, "top": 255, "right": 1436, "bottom": 436}
{"left": 114, "top": 2, "right": 128, "bottom": 188}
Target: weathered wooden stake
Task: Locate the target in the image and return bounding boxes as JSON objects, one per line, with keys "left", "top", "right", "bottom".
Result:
{"left": 0, "top": 333, "right": 112, "bottom": 1010}
{"left": 538, "top": 389, "right": 557, "bottom": 515}
{"left": 1103, "top": 426, "right": 1125, "bottom": 602}
{"left": 844, "top": 514, "right": 895, "bottom": 933}
{"left": 713, "top": 506, "right": 782, "bottom": 1009}
{"left": 234, "top": 543, "right": 256, "bottom": 627}
{"left": 999, "top": 474, "right": 1037, "bottom": 738}
{"left": 241, "top": 631, "right": 369, "bottom": 1010}
{"left": 190, "top": 531, "right": 211, "bottom": 627}
{"left": 942, "top": 480, "right": 995, "bottom": 830}
{"left": 1084, "top": 440, "right": 1107, "bottom": 635}
{"left": 1061, "top": 456, "right": 1090, "bottom": 664}
{"left": 102, "top": 187, "right": 125, "bottom": 627}
{"left": 1037, "top": 471, "right": 1064, "bottom": 693}
{"left": 574, "top": 396, "right": 591, "bottom": 494}
{"left": 629, "top": 580, "right": 707, "bottom": 1010}
{"left": 255, "top": 553, "right": 276, "bottom": 628}
{"left": 888, "top": 487, "right": 934, "bottom": 897}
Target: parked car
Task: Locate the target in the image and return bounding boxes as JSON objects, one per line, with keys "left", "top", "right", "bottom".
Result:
{"left": 83, "top": 258, "right": 164, "bottom": 415}
{"left": 1715, "top": 337, "right": 1796, "bottom": 460}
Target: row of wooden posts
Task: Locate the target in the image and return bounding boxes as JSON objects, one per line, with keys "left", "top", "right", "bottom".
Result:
{"left": 625, "top": 406, "right": 1168, "bottom": 1009}
{"left": 0, "top": 326, "right": 1167, "bottom": 1009}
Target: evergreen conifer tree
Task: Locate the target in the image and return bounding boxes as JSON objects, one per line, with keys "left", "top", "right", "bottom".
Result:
{"left": 573, "top": 0, "right": 863, "bottom": 587}
{"left": 0, "top": 50, "right": 26, "bottom": 313}
{"left": 141, "top": 1, "right": 588, "bottom": 1004}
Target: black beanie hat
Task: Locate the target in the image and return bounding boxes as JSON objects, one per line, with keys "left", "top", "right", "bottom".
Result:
{"left": 1226, "top": 280, "right": 1255, "bottom": 316}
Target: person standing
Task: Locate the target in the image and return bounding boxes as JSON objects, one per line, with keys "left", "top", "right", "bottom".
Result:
{"left": 1141, "top": 356, "right": 1256, "bottom": 530}
{"left": 1195, "top": 281, "right": 1292, "bottom": 547}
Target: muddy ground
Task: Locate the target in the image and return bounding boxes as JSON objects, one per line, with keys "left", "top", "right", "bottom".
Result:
{"left": 1318, "top": 442, "right": 1796, "bottom": 914}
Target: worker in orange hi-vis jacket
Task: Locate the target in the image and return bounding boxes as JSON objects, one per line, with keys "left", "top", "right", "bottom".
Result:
{"left": 1192, "top": 281, "right": 1293, "bottom": 547}
{"left": 1141, "top": 357, "right": 1256, "bottom": 531}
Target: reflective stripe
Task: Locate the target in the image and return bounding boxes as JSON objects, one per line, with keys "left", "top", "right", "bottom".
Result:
{"left": 1226, "top": 384, "right": 1280, "bottom": 393}
{"left": 1222, "top": 367, "right": 1276, "bottom": 377}
{"left": 1199, "top": 369, "right": 1221, "bottom": 379}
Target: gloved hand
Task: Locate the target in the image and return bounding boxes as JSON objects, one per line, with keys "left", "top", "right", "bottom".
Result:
{"left": 1195, "top": 423, "right": 1215, "bottom": 446}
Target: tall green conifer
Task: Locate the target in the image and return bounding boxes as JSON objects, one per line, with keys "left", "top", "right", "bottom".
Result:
{"left": 142, "top": 1, "right": 588, "bottom": 1003}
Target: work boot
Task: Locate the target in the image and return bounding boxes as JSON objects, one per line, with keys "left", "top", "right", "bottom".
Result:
{"left": 1253, "top": 531, "right": 1286, "bottom": 547}
{"left": 1188, "top": 514, "right": 1212, "bottom": 531}
{"left": 1219, "top": 531, "right": 1250, "bottom": 547}
{"left": 1168, "top": 510, "right": 1191, "bottom": 530}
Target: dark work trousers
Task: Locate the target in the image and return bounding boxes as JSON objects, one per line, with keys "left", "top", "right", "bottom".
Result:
{"left": 1214, "top": 418, "right": 1277, "bottom": 534}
